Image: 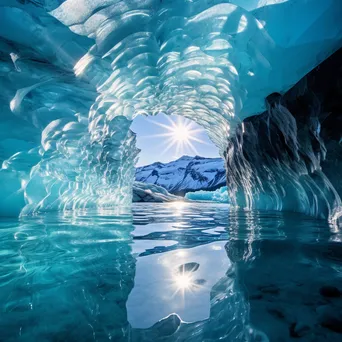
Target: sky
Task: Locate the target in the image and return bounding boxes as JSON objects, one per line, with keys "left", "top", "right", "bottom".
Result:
{"left": 131, "top": 114, "right": 220, "bottom": 167}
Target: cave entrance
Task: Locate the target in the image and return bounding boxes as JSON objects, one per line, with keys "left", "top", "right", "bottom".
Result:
{"left": 131, "top": 114, "right": 227, "bottom": 201}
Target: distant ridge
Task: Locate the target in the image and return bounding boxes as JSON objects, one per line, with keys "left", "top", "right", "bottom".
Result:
{"left": 136, "top": 156, "right": 226, "bottom": 196}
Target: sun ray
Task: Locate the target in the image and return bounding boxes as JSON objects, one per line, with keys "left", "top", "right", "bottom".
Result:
{"left": 188, "top": 128, "right": 205, "bottom": 135}
{"left": 175, "top": 140, "right": 182, "bottom": 157}
{"left": 166, "top": 115, "right": 179, "bottom": 129}
{"left": 145, "top": 118, "right": 175, "bottom": 131}
{"left": 161, "top": 138, "right": 179, "bottom": 155}
{"left": 186, "top": 139, "right": 200, "bottom": 155}
{"left": 138, "top": 132, "right": 177, "bottom": 139}
{"left": 184, "top": 119, "right": 195, "bottom": 130}
{"left": 188, "top": 136, "right": 212, "bottom": 146}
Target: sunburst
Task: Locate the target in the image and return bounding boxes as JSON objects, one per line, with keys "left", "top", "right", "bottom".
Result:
{"left": 145, "top": 115, "right": 209, "bottom": 158}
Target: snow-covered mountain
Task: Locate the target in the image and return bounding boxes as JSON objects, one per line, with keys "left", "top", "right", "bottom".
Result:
{"left": 135, "top": 156, "right": 226, "bottom": 195}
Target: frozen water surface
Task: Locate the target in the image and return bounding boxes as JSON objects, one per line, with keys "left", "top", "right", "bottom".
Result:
{"left": 1, "top": 203, "right": 341, "bottom": 341}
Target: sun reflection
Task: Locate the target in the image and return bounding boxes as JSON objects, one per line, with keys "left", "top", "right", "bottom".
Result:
{"left": 172, "top": 270, "right": 197, "bottom": 296}
{"left": 175, "top": 273, "right": 193, "bottom": 290}
{"left": 169, "top": 201, "right": 188, "bottom": 217}
{"left": 171, "top": 261, "right": 205, "bottom": 296}
{"left": 170, "top": 201, "right": 187, "bottom": 209}
{"left": 176, "top": 250, "right": 187, "bottom": 257}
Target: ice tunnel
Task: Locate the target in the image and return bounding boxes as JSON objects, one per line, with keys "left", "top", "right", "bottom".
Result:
{"left": 0, "top": 0, "right": 342, "bottom": 220}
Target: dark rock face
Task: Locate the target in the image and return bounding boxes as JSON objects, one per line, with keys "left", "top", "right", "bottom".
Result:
{"left": 317, "top": 305, "right": 342, "bottom": 333}
{"left": 289, "top": 322, "right": 311, "bottom": 338}
{"left": 320, "top": 286, "right": 341, "bottom": 298}
{"left": 225, "top": 48, "right": 342, "bottom": 222}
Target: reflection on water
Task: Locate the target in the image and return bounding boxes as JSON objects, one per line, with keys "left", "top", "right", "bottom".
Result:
{"left": 0, "top": 202, "right": 341, "bottom": 341}
{"left": 127, "top": 242, "right": 231, "bottom": 328}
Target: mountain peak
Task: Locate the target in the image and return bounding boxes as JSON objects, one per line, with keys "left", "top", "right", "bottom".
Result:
{"left": 176, "top": 155, "right": 193, "bottom": 161}
{"left": 136, "top": 155, "right": 226, "bottom": 195}
{"left": 175, "top": 155, "right": 207, "bottom": 162}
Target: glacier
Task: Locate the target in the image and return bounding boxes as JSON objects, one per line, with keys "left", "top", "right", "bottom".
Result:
{"left": 185, "top": 186, "right": 229, "bottom": 203}
{"left": 0, "top": 0, "right": 342, "bottom": 220}
{"left": 133, "top": 181, "right": 182, "bottom": 202}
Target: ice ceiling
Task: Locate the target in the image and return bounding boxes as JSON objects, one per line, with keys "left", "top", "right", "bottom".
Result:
{"left": 0, "top": 0, "right": 341, "bottom": 216}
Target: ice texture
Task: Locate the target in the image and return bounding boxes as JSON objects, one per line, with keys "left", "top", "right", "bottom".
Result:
{"left": 226, "top": 48, "right": 342, "bottom": 223}
{"left": 133, "top": 181, "right": 181, "bottom": 202}
{"left": 186, "top": 186, "right": 229, "bottom": 203}
{"left": 0, "top": 0, "right": 342, "bottom": 216}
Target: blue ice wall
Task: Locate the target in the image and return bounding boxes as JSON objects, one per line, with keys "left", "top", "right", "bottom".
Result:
{"left": 0, "top": 0, "right": 341, "bottom": 216}
{"left": 225, "top": 48, "right": 342, "bottom": 224}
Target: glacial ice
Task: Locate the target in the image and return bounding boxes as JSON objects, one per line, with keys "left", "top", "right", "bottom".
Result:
{"left": 0, "top": 0, "right": 342, "bottom": 217}
{"left": 133, "top": 181, "right": 181, "bottom": 202}
{"left": 186, "top": 186, "right": 229, "bottom": 203}
{"left": 226, "top": 48, "right": 342, "bottom": 222}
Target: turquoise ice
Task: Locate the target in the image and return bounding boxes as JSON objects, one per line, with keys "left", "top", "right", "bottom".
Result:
{"left": 0, "top": 0, "right": 341, "bottom": 216}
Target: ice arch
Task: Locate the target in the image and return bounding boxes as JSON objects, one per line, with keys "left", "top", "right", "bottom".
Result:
{"left": 0, "top": 0, "right": 341, "bottom": 217}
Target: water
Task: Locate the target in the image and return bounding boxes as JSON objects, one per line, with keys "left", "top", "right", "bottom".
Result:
{"left": 1, "top": 202, "right": 341, "bottom": 341}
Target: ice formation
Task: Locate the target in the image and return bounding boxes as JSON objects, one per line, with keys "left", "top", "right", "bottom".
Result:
{"left": 186, "top": 186, "right": 229, "bottom": 203}
{"left": 133, "top": 181, "right": 181, "bottom": 202}
{"left": 226, "top": 48, "right": 342, "bottom": 222}
{"left": 0, "top": 0, "right": 342, "bottom": 218}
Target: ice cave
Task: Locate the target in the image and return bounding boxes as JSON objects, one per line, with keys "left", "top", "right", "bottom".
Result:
{"left": 1, "top": 0, "right": 342, "bottom": 341}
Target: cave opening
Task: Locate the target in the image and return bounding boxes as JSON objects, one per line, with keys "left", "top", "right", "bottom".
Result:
{"left": 131, "top": 113, "right": 220, "bottom": 167}
{"left": 130, "top": 113, "right": 229, "bottom": 202}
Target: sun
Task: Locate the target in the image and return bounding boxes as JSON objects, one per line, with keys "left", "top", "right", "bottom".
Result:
{"left": 173, "top": 123, "right": 190, "bottom": 142}
{"left": 146, "top": 115, "right": 209, "bottom": 158}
